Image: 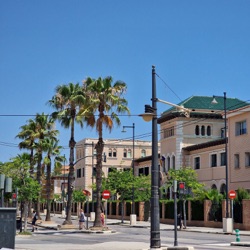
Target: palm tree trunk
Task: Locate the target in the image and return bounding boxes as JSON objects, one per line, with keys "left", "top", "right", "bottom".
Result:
{"left": 64, "top": 114, "right": 75, "bottom": 225}
{"left": 45, "top": 160, "right": 52, "bottom": 221}
{"left": 93, "top": 138, "right": 104, "bottom": 227}
{"left": 36, "top": 153, "right": 42, "bottom": 219}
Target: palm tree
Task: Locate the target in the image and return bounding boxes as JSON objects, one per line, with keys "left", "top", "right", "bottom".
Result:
{"left": 33, "top": 113, "right": 57, "bottom": 219}
{"left": 48, "top": 83, "right": 88, "bottom": 225}
{"left": 16, "top": 119, "right": 37, "bottom": 178}
{"left": 83, "top": 76, "right": 130, "bottom": 227}
{"left": 43, "top": 137, "right": 63, "bottom": 221}
{"left": 16, "top": 119, "right": 37, "bottom": 217}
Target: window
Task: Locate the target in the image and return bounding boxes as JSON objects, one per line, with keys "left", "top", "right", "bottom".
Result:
{"left": 195, "top": 125, "right": 199, "bottom": 136}
{"left": 127, "top": 149, "right": 132, "bottom": 158}
{"left": 194, "top": 157, "right": 200, "bottom": 170}
{"left": 141, "top": 149, "right": 146, "bottom": 157}
{"left": 138, "top": 167, "right": 149, "bottom": 176}
{"left": 167, "top": 156, "right": 170, "bottom": 171}
{"left": 113, "top": 149, "right": 117, "bottom": 158}
{"left": 207, "top": 126, "right": 211, "bottom": 136}
{"left": 108, "top": 148, "right": 112, "bottom": 157}
{"left": 236, "top": 120, "right": 247, "bottom": 136}
{"left": 221, "top": 128, "right": 225, "bottom": 138}
{"left": 201, "top": 125, "right": 205, "bottom": 136}
{"left": 211, "top": 154, "right": 217, "bottom": 167}
{"left": 82, "top": 168, "right": 85, "bottom": 177}
{"left": 172, "top": 156, "right": 175, "bottom": 170}
{"left": 77, "top": 168, "right": 81, "bottom": 178}
{"left": 245, "top": 152, "right": 250, "bottom": 167}
{"left": 220, "top": 152, "right": 226, "bottom": 166}
{"left": 123, "top": 149, "right": 127, "bottom": 158}
{"left": 234, "top": 154, "right": 240, "bottom": 168}
{"left": 164, "top": 127, "right": 175, "bottom": 138}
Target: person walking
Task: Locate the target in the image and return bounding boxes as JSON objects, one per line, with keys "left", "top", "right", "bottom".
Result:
{"left": 79, "top": 209, "right": 86, "bottom": 230}
{"left": 31, "top": 210, "right": 38, "bottom": 232}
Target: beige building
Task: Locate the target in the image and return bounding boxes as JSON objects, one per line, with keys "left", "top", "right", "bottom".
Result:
{"left": 158, "top": 95, "right": 250, "bottom": 193}
{"left": 74, "top": 138, "right": 152, "bottom": 197}
{"left": 228, "top": 104, "right": 250, "bottom": 191}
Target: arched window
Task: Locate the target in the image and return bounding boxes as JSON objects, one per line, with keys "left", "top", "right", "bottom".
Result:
{"left": 172, "top": 155, "right": 175, "bottom": 170}
{"left": 201, "top": 125, "right": 205, "bottom": 136}
{"left": 167, "top": 156, "right": 170, "bottom": 171}
{"left": 108, "top": 148, "right": 112, "bottom": 157}
{"left": 195, "top": 125, "right": 199, "bottom": 135}
{"left": 123, "top": 149, "right": 127, "bottom": 158}
{"left": 127, "top": 149, "right": 132, "bottom": 158}
{"left": 207, "top": 126, "right": 211, "bottom": 136}
{"left": 211, "top": 184, "right": 217, "bottom": 190}
{"left": 141, "top": 149, "right": 146, "bottom": 157}
{"left": 220, "top": 184, "right": 226, "bottom": 194}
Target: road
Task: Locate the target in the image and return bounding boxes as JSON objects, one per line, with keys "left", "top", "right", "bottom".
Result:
{"left": 15, "top": 224, "right": 249, "bottom": 250}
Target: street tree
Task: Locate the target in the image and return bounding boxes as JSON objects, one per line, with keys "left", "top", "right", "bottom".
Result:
{"left": 83, "top": 76, "right": 130, "bottom": 227}
{"left": 3, "top": 153, "right": 40, "bottom": 232}
{"left": 43, "top": 137, "right": 63, "bottom": 221}
{"left": 48, "top": 83, "right": 89, "bottom": 225}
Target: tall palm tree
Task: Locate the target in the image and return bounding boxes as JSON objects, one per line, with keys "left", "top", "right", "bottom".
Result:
{"left": 48, "top": 83, "right": 88, "bottom": 225}
{"left": 33, "top": 113, "right": 57, "bottom": 219}
{"left": 16, "top": 119, "right": 37, "bottom": 217}
{"left": 43, "top": 137, "right": 63, "bottom": 221}
{"left": 83, "top": 76, "right": 130, "bottom": 227}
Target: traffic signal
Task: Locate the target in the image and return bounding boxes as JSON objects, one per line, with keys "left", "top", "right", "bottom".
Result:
{"left": 179, "top": 182, "right": 185, "bottom": 195}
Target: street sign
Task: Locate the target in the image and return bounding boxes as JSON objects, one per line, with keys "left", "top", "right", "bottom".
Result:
{"left": 102, "top": 190, "right": 111, "bottom": 199}
{"left": 229, "top": 190, "right": 236, "bottom": 200}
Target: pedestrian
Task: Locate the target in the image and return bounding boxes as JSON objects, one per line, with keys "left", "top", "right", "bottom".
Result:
{"left": 177, "top": 213, "right": 182, "bottom": 230}
{"left": 79, "top": 209, "right": 86, "bottom": 230}
{"left": 31, "top": 210, "right": 38, "bottom": 232}
{"left": 101, "top": 212, "right": 105, "bottom": 226}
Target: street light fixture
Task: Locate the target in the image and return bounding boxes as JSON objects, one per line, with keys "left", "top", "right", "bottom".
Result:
{"left": 122, "top": 123, "right": 135, "bottom": 214}
{"left": 211, "top": 92, "right": 230, "bottom": 229}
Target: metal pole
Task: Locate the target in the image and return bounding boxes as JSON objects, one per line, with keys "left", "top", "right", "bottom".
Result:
{"left": 224, "top": 92, "right": 229, "bottom": 218}
{"left": 150, "top": 65, "right": 161, "bottom": 248}
{"left": 92, "top": 142, "right": 94, "bottom": 212}
{"left": 132, "top": 123, "right": 135, "bottom": 214}
{"left": 174, "top": 180, "right": 178, "bottom": 246}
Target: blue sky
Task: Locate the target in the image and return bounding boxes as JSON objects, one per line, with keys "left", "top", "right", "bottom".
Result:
{"left": 1, "top": 0, "right": 250, "bottom": 163}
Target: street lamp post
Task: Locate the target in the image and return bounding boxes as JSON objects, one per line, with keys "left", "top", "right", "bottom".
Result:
{"left": 140, "top": 65, "right": 161, "bottom": 248}
{"left": 140, "top": 66, "right": 191, "bottom": 248}
{"left": 122, "top": 123, "right": 135, "bottom": 214}
{"left": 212, "top": 92, "right": 232, "bottom": 233}
{"left": 212, "top": 92, "right": 229, "bottom": 217}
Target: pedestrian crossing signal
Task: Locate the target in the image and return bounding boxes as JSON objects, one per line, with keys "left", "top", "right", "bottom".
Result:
{"left": 179, "top": 182, "right": 185, "bottom": 194}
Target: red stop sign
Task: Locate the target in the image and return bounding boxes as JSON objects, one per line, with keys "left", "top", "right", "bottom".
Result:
{"left": 102, "top": 190, "right": 111, "bottom": 199}
{"left": 12, "top": 193, "right": 17, "bottom": 199}
{"left": 229, "top": 190, "right": 236, "bottom": 200}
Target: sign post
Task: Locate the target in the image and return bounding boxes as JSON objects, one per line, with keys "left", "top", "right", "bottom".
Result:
{"left": 102, "top": 190, "right": 110, "bottom": 226}
{"left": 228, "top": 190, "right": 237, "bottom": 230}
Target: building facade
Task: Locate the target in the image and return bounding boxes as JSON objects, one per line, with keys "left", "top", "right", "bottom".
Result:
{"left": 74, "top": 138, "right": 152, "bottom": 197}
{"left": 158, "top": 95, "right": 250, "bottom": 192}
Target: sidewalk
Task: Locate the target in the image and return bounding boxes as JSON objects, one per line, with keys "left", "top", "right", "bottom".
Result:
{"left": 15, "top": 213, "right": 250, "bottom": 249}
{"left": 37, "top": 213, "right": 250, "bottom": 236}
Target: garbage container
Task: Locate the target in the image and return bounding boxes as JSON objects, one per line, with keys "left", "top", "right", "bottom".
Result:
{"left": 16, "top": 217, "right": 21, "bottom": 230}
{"left": 0, "top": 208, "right": 17, "bottom": 249}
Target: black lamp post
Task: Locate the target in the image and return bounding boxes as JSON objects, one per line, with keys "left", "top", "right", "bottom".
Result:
{"left": 122, "top": 123, "right": 135, "bottom": 214}
{"left": 140, "top": 65, "right": 161, "bottom": 248}
{"left": 212, "top": 92, "right": 229, "bottom": 218}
